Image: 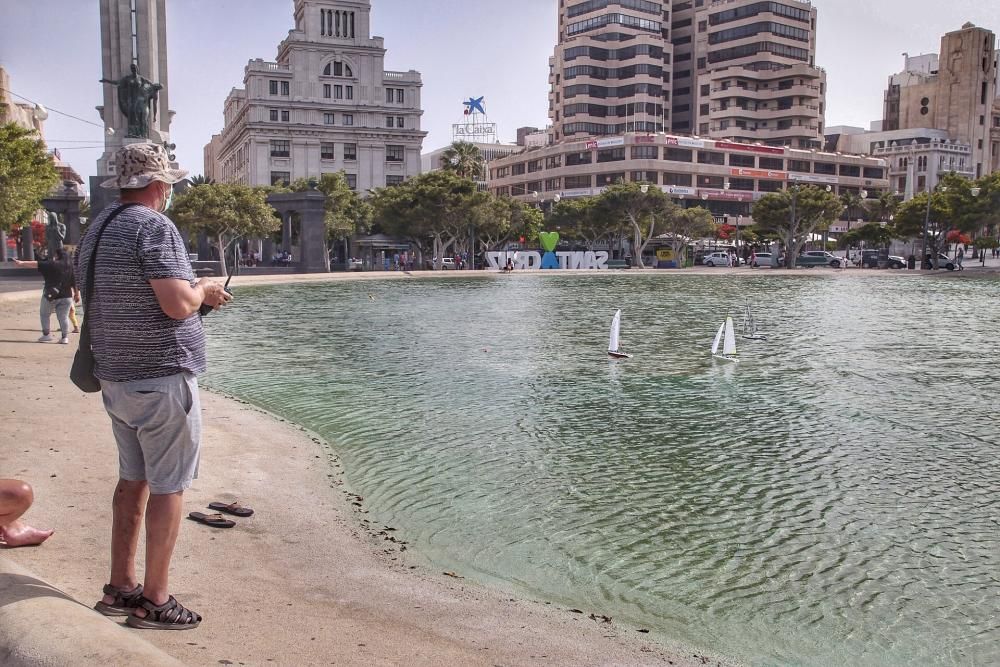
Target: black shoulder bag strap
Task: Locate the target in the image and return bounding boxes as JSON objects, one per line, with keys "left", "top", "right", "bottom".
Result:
{"left": 71, "top": 203, "right": 139, "bottom": 392}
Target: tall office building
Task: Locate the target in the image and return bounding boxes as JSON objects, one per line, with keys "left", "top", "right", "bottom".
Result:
{"left": 549, "top": 0, "right": 825, "bottom": 148}
{"left": 549, "top": 0, "right": 671, "bottom": 142}
{"left": 209, "top": 0, "right": 426, "bottom": 190}
{"left": 882, "top": 23, "right": 997, "bottom": 178}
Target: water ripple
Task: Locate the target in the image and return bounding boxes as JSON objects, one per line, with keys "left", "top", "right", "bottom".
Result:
{"left": 204, "top": 273, "right": 1000, "bottom": 666}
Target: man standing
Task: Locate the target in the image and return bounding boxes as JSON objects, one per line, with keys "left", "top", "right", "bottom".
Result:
{"left": 14, "top": 247, "right": 77, "bottom": 344}
{"left": 76, "top": 143, "right": 231, "bottom": 630}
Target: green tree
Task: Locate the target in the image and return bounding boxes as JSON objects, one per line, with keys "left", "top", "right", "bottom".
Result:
{"left": 549, "top": 196, "right": 609, "bottom": 248}
{"left": 371, "top": 170, "right": 489, "bottom": 269}
{"left": 188, "top": 174, "right": 214, "bottom": 187}
{"left": 439, "top": 141, "right": 484, "bottom": 180}
{"left": 474, "top": 195, "right": 542, "bottom": 257}
{"left": 839, "top": 191, "right": 866, "bottom": 223}
{"left": 170, "top": 183, "right": 279, "bottom": 276}
{"left": 0, "top": 123, "right": 59, "bottom": 257}
{"left": 893, "top": 191, "right": 951, "bottom": 266}
{"left": 659, "top": 206, "right": 716, "bottom": 268}
{"left": 289, "top": 172, "right": 371, "bottom": 241}
{"left": 864, "top": 191, "right": 899, "bottom": 225}
{"left": 752, "top": 186, "right": 843, "bottom": 268}
{"left": 596, "top": 181, "right": 669, "bottom": 268}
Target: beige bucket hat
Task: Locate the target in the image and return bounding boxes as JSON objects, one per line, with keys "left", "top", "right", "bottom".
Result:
{"left": 100, "top": 142, "right": 188, "bottom": 189}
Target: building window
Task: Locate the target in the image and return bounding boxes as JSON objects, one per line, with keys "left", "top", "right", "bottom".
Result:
{"left": 269, "top": 109, "right": 279, "bottom": 121}
{"left": 324, "top": 113, "right": 335, "bottom": 125}
{"left": 597, "top": 147, "right": 626, "bottom": 163}
{"left": 281, "top": 81, "right": 289, "bottom": 96}
{"left": 323, "top": 84, "right": 331, "bottom": 99}
{"left": 663, "top": 172, "right": 693, "bottom": 186}
{"left": 344, "top": 143, "right": 357, "bottom": 160}
{"left": 631, "top": 171, "right": 658, "bottom": 184}
{"left": 386, "top": 145, "right": 404, "bottom": 162}
{"left": 665, "top": 147, "right": 693, "bottom": 162}
{"left": 269, "top": 80, "right": 278, "bottom": 95}
{"left": 270, "top": 171, "right": 290, "bottom": 186}
{"left": 345, "top": 174, "right": 357, "bottom": 190}
{"left": 631, "top": 146, "right": 659, "bottom": 160}
{"left": 346, "top": 86, "right": 353, "bottom": 100}
{"left": 342, "top": 114, "right": 354, "bottom": 126}
{"left": 323, "top": 61, "right": 354, "bottom": 77}
{"left": 759, "top": 157, "right": 784, "bottom": 170}
{"left": 386, "top": 88, "right": 395, "bottom": 103}
{"left": 566, "top": 152, "right": 592, "bottom": 166}
{"left": 729, "top": 153, "right": 755, "bottom": 167}
{"left": 787, "top": 159, "right": 811, "bottom": 173}
{"left": 270, "top": 140, "right": 290, "bottom": 157}
{"left": 386, "top": 116, "right": 394, "bottom": 128}
{"left": 396, "top": 116, "right": 405, "bottom": 128}
{"left": 334, "top": 85, "right": 343, "bottom": 99}
{"left": 281, "top": 110, "right": 290, "bottom": 122}
{"left": 697, "top": 151, "right": 724, "bottom": 165}
{"left": 386, "top": 175, "right": 405, "bottom": 187}
{"left": 396, "top": 89, "right": 404, "bottom": 103}
{"left": 596, "top": 172, "right": 625, "bottom": 186}
{"left": 564, "top": 175, "right": 592, "bottom": 189}
{"left": 320, "top": 142, "right": 335, "bottom": 160}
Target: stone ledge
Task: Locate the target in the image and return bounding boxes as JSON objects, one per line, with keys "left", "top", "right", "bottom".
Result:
{"left": 0, "top": 556, "right": 183, "bottom": 667}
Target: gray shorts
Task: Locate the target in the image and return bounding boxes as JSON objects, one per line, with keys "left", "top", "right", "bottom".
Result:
{"left": 100, "top": 372, "right": 202, "bottom": 495}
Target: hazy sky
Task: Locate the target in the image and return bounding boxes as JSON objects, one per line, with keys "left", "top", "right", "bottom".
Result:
{"left": 2, "top": 0, "right": 998, "bottom": 191}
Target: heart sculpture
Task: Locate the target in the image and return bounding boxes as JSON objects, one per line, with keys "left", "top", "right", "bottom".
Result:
{"left": 539, "top": 231, "right": 560, "bottom": 253}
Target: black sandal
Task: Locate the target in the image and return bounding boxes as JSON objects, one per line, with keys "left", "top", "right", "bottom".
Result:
{"left": 93, "top": 583, "right": 144, "bottom": 616}
{"left": 187, "top": 511, "right": 236, "bottom": 528}
{"left": 126, "top": 595, "right": 202, "bottom": 630}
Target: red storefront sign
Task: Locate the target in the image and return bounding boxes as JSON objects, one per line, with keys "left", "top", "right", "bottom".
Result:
{"left": 634, "top": 135, "right": 657, "bottom": 144}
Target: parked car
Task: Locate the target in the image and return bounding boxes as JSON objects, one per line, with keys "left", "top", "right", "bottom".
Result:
{"left": 751, "top": 252, "right": 774, "bottom": 267}
{"left": 347, "top": 258, "right": 363, "bottom": 271}
{"left": 796, "top": 251, "right": 842, "bottom": 268}
{"left": 922, "top": 253, "right": 956, "bottom": 270}
{"left": 437, "top": 257, "right": 456, "bottom": 269}
{"left": 702, "top": 251, "right": 734, "bottom": 267}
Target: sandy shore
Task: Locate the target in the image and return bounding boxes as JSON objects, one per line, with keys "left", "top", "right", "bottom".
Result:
{"left": 0, "top": 288, "right": 733, "bottom": 667}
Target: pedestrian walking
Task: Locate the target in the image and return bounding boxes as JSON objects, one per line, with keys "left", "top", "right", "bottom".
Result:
{"left": 78, "top": 143, "right": 232, "bottom": 630}
{"left": 957, "top": 247, "right": 965, "bottom": 271}
{"left": 14, "top": 248, "right": 77, "bottom": 344}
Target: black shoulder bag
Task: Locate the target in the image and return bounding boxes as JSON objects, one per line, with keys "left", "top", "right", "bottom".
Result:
{"left": 70, "top": 203, "right": 138, "bottom": 392}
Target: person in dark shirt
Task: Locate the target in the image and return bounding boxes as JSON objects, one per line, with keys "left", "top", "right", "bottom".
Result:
{"left": 14, "top": 248, "right": 77, "bottom": 344}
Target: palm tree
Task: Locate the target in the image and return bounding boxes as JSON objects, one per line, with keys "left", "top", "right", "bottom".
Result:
{"left": 188, "top": 174, "right": 214, "bottom": 187}
{"left": 840, "top": 191, "right": 864, "bottom": 223}
{"left": 440, "top": 142, "right": 484, "bottom": 181}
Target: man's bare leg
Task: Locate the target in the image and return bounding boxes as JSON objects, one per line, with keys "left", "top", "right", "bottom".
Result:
{"left": 100, "top": 479, "right": 148, "bottom": 605}
{"left": 134, "top": 490, "right": 184, "bottom": 614}
{"left": 0, "top": 479, "right": 53, "bottom": 547}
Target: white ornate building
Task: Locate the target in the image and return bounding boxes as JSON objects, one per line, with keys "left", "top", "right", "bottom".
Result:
{"left": 208, "top": 0, "right": 425, "bottom": 191}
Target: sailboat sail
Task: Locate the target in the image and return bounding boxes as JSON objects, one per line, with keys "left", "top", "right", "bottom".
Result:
{"left": 723, "top": 317, "right": 737, "bottom": 356}
{"left": 711, "top": 322, "right": 725, "bottom": 355}
{"left": 743, "top": 301, "right": 755, "bottom": 336}
{"left": 609, "top": 310, "right": 622, "bottom": 353}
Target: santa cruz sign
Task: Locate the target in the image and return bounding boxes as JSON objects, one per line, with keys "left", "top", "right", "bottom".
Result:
{"left": 486, "top": 232, "right": 611, "bottom": 270}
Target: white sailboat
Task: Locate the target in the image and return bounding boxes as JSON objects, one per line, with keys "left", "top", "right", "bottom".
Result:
{"left": 741, "top": 299, "right": 767, "bottom": 340}
{"left": 711, "top": 316, "right": 739, "bottom": 362}
{"left": 608, "top": 309, "right": 632, "bottom": 359}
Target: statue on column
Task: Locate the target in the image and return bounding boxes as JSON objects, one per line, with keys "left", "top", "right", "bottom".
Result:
{"left": 45, "top": 211, "right": 66, "bottom": 256}
{"left": 100, "top": 63, "right": 162, "bottom": 138}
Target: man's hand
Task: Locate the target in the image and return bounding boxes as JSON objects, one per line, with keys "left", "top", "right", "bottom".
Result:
{"left": 197, "top": 279, "right": 233, "bottom": 311}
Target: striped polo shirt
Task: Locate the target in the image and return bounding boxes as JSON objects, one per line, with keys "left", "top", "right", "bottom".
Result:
{"left": 75, "top": 202, "right": 206, "bottom": 382}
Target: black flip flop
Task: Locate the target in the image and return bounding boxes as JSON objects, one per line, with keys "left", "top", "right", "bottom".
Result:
{"left": 187, "top": 512, "right": 235, "bottom": 528}
{"left": 207, "top": 501, "right": 254, "bottom": 517}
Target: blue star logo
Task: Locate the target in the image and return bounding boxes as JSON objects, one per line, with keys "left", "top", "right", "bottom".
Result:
{"left": 463, "top": 96, "right": 486, "bottom": 115}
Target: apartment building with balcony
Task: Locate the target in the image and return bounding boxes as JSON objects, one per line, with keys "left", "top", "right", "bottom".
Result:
{"left": 549, "top": 0, "right": 672, "bottom": 142}
{"left": 687, "top": 0, "right": 825, "bottom": 148}
{"left": 548, "top": 1, "right": 826, "bottom": 151}
{"left": 208, "top": 0, "right": 426, "bottom": 191}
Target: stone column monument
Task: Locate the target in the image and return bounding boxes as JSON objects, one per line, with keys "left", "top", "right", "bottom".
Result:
{"left": 91, "top": 0, "right": 175, "bottom": 213}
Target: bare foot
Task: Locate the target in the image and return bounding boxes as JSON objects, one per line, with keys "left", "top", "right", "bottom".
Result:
{"left": 0, "top": 520, "right": 53, "bottom": 547}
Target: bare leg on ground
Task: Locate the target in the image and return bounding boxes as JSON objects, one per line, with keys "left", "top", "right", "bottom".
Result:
{"left": 0, "top": 479, "right": 53, "bottom": 547}
{"left": 101, "top": 479, "right": 148, "bottom": 605}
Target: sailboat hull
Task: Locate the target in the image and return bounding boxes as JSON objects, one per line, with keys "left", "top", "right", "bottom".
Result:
{"left": 608, "top": 351, "right": 633, "bottom": 359}
{"left": 742, "top": 334, "right": 767, "bottom": 340}
{"left": 712, "top": 354, "right": 739, "bottom": 363}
